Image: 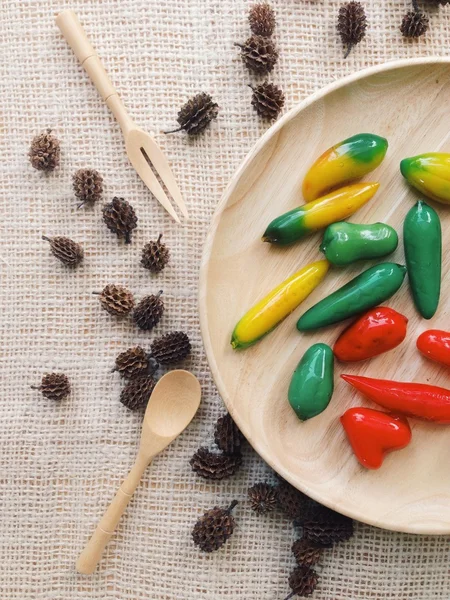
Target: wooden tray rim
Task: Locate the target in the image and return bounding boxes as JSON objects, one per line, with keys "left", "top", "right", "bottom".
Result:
{"left": 199, "top": 57, "right": 450, "bottom": 534}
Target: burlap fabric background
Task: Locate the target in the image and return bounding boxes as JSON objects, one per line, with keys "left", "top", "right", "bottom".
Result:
{"left": 2, "top": 0, "right": 450, "bottom": 598}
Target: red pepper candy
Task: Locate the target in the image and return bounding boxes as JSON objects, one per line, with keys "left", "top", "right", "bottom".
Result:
{"left": 333, "top": 306, "right": 408, "bottom": 362}
{"left": 340, "top": 407, "right": 412, "bottom": 469}
{"left": 417, "top": 329, "right": 450, "bottom": 368}
{"left": 342, "top": 373, "right": 450, "bottom": 423}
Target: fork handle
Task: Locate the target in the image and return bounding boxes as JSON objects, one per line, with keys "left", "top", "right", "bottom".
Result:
{"left": 56, "top": 10, "right": 117, "bottom": 102}
{"left": 76, "top": 454, "right": 150, "bottom": 575}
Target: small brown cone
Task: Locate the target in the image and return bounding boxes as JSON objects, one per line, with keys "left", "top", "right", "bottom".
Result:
{"left": 285, "top": 566, "right": 319, "bottom": 599}
{"left": 192, "top": 500, "right": 238, "bottom": 552}
{"left": 73, "top": 168, "right": 103, "bottom": 208}
{"left": 292, "top": 538, "right": 323, "bottom": 568}
{"left": 214, "top": 413, "right": 243, "bottom": 454}
{"left": 400, "top": 10, "right": 429, "bottom": 37}
{"left": 190, "top": 447, "right": 242, "bottom": 480}
{"left": 302, "top": 506, "right": 354, "bottom": 547}
{"left": 114, "top": 346, "right": 149, "bottom": 379}
{"left": 277, "top": 481, "right": 311, "bottom": 521}
{"left": 250, "top": 81, "right": 285, "bottom": 120}
{"left": 165, "top": 93, "right": 219, "bottom": 135}
{"left": 337, "top": 1, "right": 367, "bottom": 57}
{"left": 102, "top": 197, "right": 137, "bottom": 244}
{"left": 120, "top": 375, "right": 156, "bottom": 410}
{"left": 150, "top": 331, "right": 191, "bottom": 365}
{"left": 29, "top": 130, "right": 60, "bottom": 172}
{"left": 248, "top": 482, "right": 278, "bottom": 514}
{"left": 42, "top": 235, "right": 84, "bottom": 267}
{"left": 141, "top": 234, "right": 170, "bottom": 273}
{"left": 133, "top": 292, "right": 164, "bottom": 331}
{"left": 32, "top": 373, "right": 71, "bottom": 401}
{"left": 236, "top": 35, "right": 279, "bottom": 74}
{"left": 249, "top": 3, "right": 276, "bottom": 37}
{"left": 95, "top": 284, "right": 135, "bottom": 316}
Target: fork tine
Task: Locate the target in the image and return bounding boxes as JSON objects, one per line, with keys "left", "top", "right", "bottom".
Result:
{"left": 128, "top": 146, "right": 181, "bottom": 223}
{"left": 143, "top": 141, "right": 189, "bottom": 219}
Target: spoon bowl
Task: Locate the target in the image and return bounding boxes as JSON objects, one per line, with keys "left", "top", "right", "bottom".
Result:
{"left": 142, "top": 370, "right": 201, "bottom": 448}
{"left": 76, "top": 370, "right": 201, "bottom": 575}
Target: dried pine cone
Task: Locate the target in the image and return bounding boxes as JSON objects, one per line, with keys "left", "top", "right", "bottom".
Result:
{"left": 141, "top": 234, "right": 170, "bottom": 273}
{"left": 120, "top": 375, "right": 156, "bottom": 410}
{"left": 400, "top": 10, "right": 429, "bottom": 37}
{"left": 303, "top": 506, "right": 354, "bottom": 547}
{"left": 214, "top": 413, "right": 243, "bottom": 454}
{"left": 133, "top": 292, "right": 164, "bottom": 330}
{"left": 42, "top": 235, "right": 84, "bottom": 267}
{"left": 337, "top": 1, "right": 367, "bottom": 58}
{"left": 165, "top": 93, "right": 219, "bottom": 135}
{"left": 248, "top": 482, "right": 278, "bottom": 514}
{"left": 114, "top": 346, "right": 149, "bottom": 379}
{"left": 95, "top": 284, "right": 135, "bottom": 316}
{"left": 277, "top": 481, "right": 311, "bottom": 521}
{"left": 29, "top": 130, "right": 60, "bottom": 172}
{"left": 236, "top": 35, "right": 279, "bottom": 74}
{"left": 73, "top": 168, "right": 103, "bottom": 208}
{"left": 249, "top": 3, "right": 276, "bottom": 37}
{"left": 102, "top": 197, "right": 137, "bottom": 244}
{"left": 292, "top": 539, "right": 323, "bottom": 568}
{"left": 250, "top": 81, "right": 285, "bottom": 120}
{"left": 150, "top": 331, "right": 191, "bottom": 364}
{"left": 285, "top": 566, "right": 319, "bottom": 599}
{"left": 192, "top": 500, "right": 238, "bottom": 552}
{"left": 190, "top": 447, "right": 242, "bottom": 480}
{"left": 31, "top": 373, "right": 70, "bottom": 401}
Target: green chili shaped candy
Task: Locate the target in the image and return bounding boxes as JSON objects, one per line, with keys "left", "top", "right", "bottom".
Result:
{"left": 320, "top": 222, "right": 398, "bottom": 266}
{"left": 403, "top": 201, "right": 442, "bottom": 319}
{"left": 288, "top": 343, "right": 334, "bottom": 421}
{"left": 296, "top": 262, "right": 406, "bottom": 331}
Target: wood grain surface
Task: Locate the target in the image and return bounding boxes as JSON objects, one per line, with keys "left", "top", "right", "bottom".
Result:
{"left": 199, "top": 58, "right": 450, "bottom": 534}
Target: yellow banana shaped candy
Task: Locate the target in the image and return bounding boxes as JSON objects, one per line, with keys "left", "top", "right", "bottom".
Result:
{"left": 231, "top": 260, "right": 329, "bottom": 349}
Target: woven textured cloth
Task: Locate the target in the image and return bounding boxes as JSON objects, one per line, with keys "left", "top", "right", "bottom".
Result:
{"left": 1, "top": 0, "right": 450, "bottom": 598}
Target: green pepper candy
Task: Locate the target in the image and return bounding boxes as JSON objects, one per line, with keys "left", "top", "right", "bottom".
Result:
{"left": 296, "top": 262, "right": 406, "bottom": 331}
{"left": 403, "top": 201, "right": 442, "bottom": 319}
{"left": 288, "top": 343, "right": 334, "bottom": 421}
{"left": 320, "top": 222, "right": 398, "bottom": 266}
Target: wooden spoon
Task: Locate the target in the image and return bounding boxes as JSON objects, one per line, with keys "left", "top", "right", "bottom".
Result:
{"left": 76, "top": 370, "right": 201, "bottom": 575}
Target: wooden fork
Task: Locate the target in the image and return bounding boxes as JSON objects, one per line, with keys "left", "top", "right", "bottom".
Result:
{"left": 56, "top": 10, "right": 187, "bottom": 223}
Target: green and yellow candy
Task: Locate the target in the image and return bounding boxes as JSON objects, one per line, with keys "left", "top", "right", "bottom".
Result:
{"left": 302, "top": 133, "right": 388, "bottom": 202}
{"left": 263, "top": 182, "right": 379, "bottom": 246}
{"left": 400, "top": 153, "right": 450, "bottom": 205}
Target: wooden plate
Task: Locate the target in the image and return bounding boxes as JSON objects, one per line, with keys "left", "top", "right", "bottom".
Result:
{"left": 199, "top": 58, "right": 450, "bottom": 534}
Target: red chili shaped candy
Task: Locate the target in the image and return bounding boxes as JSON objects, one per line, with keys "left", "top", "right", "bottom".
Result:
{"left": 340, "top": 407, "right": 412, "bottom": 469}
{"left": 417, "top": 329, "right": 450, "bottom": 367}
{"left": 333, "top": 306, "right": 408, "bottom": 362}
{"left": 342, "top": 373, "right": 450, "bottom": 423}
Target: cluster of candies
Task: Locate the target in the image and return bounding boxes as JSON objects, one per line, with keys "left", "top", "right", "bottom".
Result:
{"left": 231, "top": 133, "right": 450, "bottom": 470}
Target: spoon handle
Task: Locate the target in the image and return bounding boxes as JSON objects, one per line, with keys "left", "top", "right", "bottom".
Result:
{"left": 76, "top": 455, "right": 150, "bottom": 575}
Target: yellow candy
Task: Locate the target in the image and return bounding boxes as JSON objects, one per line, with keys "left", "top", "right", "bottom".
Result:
{"left": 231, "top": 260, "right": 329, "bottom": 349}
{"left": 400, "top": 153, "right": 450, "bottom": 205}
